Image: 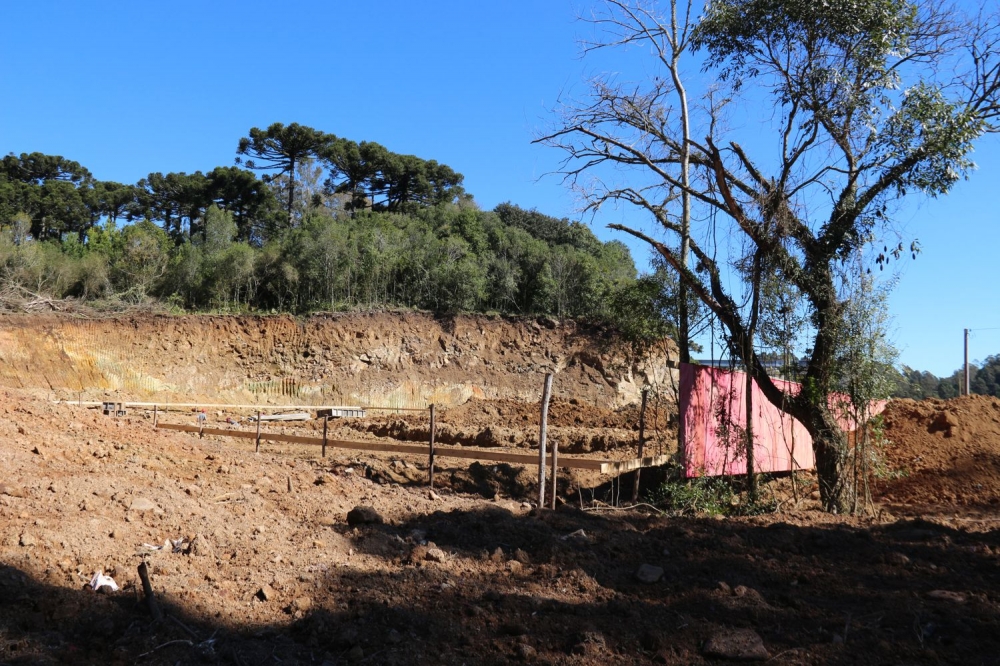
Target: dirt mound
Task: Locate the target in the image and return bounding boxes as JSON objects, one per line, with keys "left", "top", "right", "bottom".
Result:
{"left": 878, "top": 395, "right": 1000, "bottom": 510}
{"left": 338, "top": 397, "right": 679, "bottom": 456}
{"left": 442, "top": 397, "right": 643, "bottom": 430}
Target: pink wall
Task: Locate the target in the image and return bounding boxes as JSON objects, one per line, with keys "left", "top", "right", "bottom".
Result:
{"left": 679, "top": 364, "right": 885, "bottom": 478}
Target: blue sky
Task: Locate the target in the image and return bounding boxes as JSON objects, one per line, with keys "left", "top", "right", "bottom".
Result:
{"left": 2, "top": 0, "right": 998, "bottom": 377}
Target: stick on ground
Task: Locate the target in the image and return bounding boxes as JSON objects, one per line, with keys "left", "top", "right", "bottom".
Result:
{"left": 138, "top": 561, "right": 163, "bottom": 621}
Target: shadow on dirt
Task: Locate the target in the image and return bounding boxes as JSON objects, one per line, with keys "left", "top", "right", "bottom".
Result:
{"left": 878, "top": 452, "right": 1000, "bottom": 512}
{"left": 2, "top": 510, "right": 1000, "bottom": 665}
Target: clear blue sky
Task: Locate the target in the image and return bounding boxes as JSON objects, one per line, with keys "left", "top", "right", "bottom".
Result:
{"left": 1, "top": 0, "right": 997, "bottom": 377}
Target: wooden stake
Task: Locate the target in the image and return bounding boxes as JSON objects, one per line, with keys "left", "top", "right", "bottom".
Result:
{"left": 550, "top": 433, "right": 559, "bottom": 510}
{"left": 428, "top": 404, "right": 437, "bottom": 487}
{"left": 631, "top": 388, "right": 649, "bottom": 504}
{"left": 153, "top": 405, "right": 158, "bottom": 428}
{"left": 322, "top": 415, "right": 328, "bottom": 458}
{"left": 137, "top": 561, "right": 163, "bottom": 622}
{"left": 538, "top": 373, "right": 553, "bottom": 508}
{"left": 255, "top": 411, "right": 261, "bottom": 453}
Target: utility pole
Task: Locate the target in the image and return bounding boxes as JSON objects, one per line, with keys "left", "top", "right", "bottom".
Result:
{"left": 964, "top": 328, "right": 970, "bottom": 396}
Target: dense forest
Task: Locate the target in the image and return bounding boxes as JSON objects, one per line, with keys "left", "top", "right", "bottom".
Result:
{"left": 0, "top": 123, "right": 669, "bottom": 334}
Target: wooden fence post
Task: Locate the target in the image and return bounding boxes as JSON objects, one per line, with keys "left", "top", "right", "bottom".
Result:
{"left": 428, "top": 404, "right": 436, "bottom": 487}
{"left": 137, "top": 561, "right": 163, "bottom": 622}
{"left": 550, "top": 434, "right": 559, "bottom": 510}
{"left": 153, "top": 405, "right": 158, "bottom": 428}
{"left": 538, "top": 373, "right": 553, "bottom": 508}
{"left": 255, "top": 411, "right": 262, "bottom": 453}
{"left": 322, "top": 415, "right": 328, "bottom": 458}
{"left": 631, "top": 388, "right": 649, "bottom": 504}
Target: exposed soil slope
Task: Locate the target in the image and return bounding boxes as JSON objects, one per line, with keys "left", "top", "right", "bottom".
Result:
{"left": 0, "top": 312, "right": 675, "bottom": 409}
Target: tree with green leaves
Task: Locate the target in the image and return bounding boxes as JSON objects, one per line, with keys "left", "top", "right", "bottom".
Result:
{"left": 135, "top": 171, "right": 211, "bottom": 241}
{"left": 236, "top": 123, "right": 329, "bottom": 226}
{"left": 320, "top": 139, "right": 466, "bottom": 213}
{"left": 206, "top": 166, "right": 280, "bottom": 243}
{"left": 1, "top": 152, "right": 93, "bottom": 186}
{"left": 87, "top": 181, "right": 137, "bottom": 227}
{"left": 320, "top": 139, "right": 388, "bottom": 212}
{"left": 0, "top": 152, "right": 96, "bottom": 240}
{"left": 541, "top": 0, "right": 1000, "bottom": 511}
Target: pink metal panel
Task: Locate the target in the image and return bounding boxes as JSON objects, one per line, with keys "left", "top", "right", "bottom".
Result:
{"left": 681, "top": 364, "right": 812, "bottom": 477}
{"left": 679, "top": 364, "right": 885, "bottom": 478}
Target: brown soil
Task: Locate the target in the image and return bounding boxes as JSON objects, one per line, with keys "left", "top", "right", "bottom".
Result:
{"left": 0, "top": 311, "right": 676, "bottom": 410}
{"left": 0, "top": 314, "right": 998, "bottom": 665}
{"left": 342, "top": 396, "right": 677, "bottom": 458}
{"left": 878, "top": 394, "right": 1000, "bottom": 513}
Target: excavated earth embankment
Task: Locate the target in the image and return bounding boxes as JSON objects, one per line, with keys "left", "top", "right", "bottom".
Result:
{"left": 0, "top": 311, "right": 675, "bottom": 411}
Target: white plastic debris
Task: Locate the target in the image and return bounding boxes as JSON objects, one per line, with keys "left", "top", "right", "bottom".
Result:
{"left": 141, "top": 537, "right": 189, "bottom": 553}
{"left": 89, "top": 570, "right": 119, "bottom": 592}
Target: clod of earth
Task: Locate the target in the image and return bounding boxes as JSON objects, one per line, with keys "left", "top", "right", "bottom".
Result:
{"left": 702, "top": 628, "right": 770, "bottom": 661}
{"left": 346, "top": 505, "right": 383, "bottom": 525}
{"left": 636, "top": 563, "right": 664, "bottom": 583}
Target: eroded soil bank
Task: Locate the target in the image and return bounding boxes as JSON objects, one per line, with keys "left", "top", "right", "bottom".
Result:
{"left": 0, "top": 311, "right": 676, "bottom": 409}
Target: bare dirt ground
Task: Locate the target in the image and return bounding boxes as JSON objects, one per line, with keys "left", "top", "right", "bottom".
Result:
{"left": 0, "top": 388, "right": 998, "bottom": 665}
{"left": 0, "top": 314, "right": 998, "bottom": 665}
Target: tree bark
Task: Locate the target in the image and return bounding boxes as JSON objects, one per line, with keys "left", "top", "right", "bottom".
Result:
{"left": 287, "top": 157, "right": 296, "bottom": 226}
{"left": 805, "top": 407, "right": 850, "bottom": 513}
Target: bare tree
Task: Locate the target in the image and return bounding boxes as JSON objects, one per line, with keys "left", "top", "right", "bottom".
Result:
{"left": 580, "top": 0, "right": 698, "bottom": 367}
{"left": 539, "top": 0, "right": 1000, "bottom": 511}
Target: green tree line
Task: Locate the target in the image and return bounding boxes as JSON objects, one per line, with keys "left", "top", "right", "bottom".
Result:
{"left": 893, "top": 356, "right": 1000, "bottom": 400}
{"left": 0, "top": 124, "right": 664, "bottom": 330}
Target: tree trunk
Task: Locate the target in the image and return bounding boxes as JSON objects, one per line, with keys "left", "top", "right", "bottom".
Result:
{"left": 803, "top": 406, "right": 851, "bottom": 513}
{"left": 287, "top": 158, "right": 296, "bottom": 227}
{"left": 744, "top": 361, "right": 757, "bottom": 500}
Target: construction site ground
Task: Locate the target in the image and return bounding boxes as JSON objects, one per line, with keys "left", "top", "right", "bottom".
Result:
{"left": 0, "top": 314, "right": 998, "bottom": 665}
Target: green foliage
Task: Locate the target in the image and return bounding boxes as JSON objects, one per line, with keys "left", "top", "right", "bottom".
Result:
{"left": 607, "top": 263, "right": 678, "bottom": 348}
{"left": 647, "top": 470, "right": 735, "bottom": 516}
{"left": 891, "top": 365, "right": 942, "bottom": 399}
{"left": 114, "top": 220, "right": 171, "bottom": 301}
{"left": 0, "top": 129, "right": 672, "bottom": 328}
{"left": 897, "top": 355, "right": 1000, "bottom": 400}
{"left": 320, "top": 138, "right": 466, "bottom": 214}
{"left": 236, "top": 122, "right": 329, "bottom": 223}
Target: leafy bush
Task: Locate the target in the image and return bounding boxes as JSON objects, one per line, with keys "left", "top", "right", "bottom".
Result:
{"left": 647, "top": 472, "right": 735, "bottom": 516}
